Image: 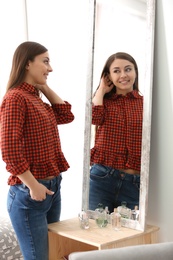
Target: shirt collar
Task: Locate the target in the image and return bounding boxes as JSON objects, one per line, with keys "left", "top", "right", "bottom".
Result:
{"left": 17, "top": 82, "right": 40, "bottom": 97}
{"left": 110, "top": 90, "right": 143, "bottom": 100}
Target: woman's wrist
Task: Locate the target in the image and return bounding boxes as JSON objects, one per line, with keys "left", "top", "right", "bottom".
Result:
{"left": 92, "top": 87, "right": 105, "bottom": 105}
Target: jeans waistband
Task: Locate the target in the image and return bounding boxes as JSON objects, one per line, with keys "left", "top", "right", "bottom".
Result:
{"left": 21, "top": 175, "right": 62, "bottom": 189}
{"left": 109, "top": 168, "right": 140, "bottom": 182}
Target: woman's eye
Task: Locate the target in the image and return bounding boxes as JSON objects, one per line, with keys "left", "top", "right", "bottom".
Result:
{"left": 44, "top": 60, "right": 49, "bottom": 64}
{"left": 125, "top": 68, "right": 132, "bottom": 72}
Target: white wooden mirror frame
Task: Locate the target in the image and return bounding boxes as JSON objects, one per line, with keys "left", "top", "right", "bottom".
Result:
{"left": 82, "top": 0, "right": 155, "bottom": 231}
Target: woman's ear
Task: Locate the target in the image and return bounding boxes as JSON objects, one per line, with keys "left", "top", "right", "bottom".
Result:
{"left": 108, "top": 74, "right": 113, "bottom": 82}
{"left": 25, "top": 61, "right": 30, "bottom": 70}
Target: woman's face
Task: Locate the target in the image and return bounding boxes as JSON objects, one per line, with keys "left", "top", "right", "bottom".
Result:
{"left": 109, "top": 58, "right": 136, "bottom": 95}
{"left": 24, "top": 51, "right": 53, "bottom": 86}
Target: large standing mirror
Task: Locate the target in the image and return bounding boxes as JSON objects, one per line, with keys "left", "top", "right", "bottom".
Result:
{"left": 82, "top": 0, "right": 155, "bottom": 231}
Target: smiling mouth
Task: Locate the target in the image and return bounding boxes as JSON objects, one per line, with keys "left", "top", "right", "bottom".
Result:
{"left": 120, "top": 80, "right": 129, "bottom": 84}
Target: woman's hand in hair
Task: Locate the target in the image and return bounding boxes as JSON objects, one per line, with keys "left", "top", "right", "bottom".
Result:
{"left": 99, "top": 75, "right": 114, "bottom": 94}
{"left": 92, "top": 76, "right": 114, "bottom": 106}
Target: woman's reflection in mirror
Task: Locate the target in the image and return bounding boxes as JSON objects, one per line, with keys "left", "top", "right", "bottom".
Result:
{"left": 89, "top": 52, "right": 143, "bottom": 213}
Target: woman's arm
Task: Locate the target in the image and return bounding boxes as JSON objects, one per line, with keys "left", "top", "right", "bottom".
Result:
{"left": 17, "top": 170, "right": 54, "bottom": 201}
{"left": 36, "top": 84, "right": 65, "bottom": 104}
{"left": 36, "top": 84, "right": 74, "bottom": 124}
{"left": 92, "top": 76, "right": 114, "bottom": 105}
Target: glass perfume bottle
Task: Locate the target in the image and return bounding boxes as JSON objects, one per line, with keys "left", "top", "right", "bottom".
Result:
{"left": 95, "top": 203, "right": 108, "bottom": 228}
{"left": 105, "top": 206, "right": 111, "bottom": 223}
{"left": 117, "top": 201, "right": 131, "bottom": 219}
{"left": 111, "top": 208, "right": 121, "bottom": 231}
{"left": 131, "top": 205, "right": 139, "bottom": 221}
{"left": 78, "top": 209, "right": 89, "bottom": 229}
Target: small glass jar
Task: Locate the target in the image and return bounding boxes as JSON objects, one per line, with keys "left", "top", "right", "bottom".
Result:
{"left": 131, "top": 205, "right": 139, "bottom": 221}
{"left": 78, "top": 209, "right": 89, "bottom": 229}
{"left": 117, "top": 201, "right": 131, "bottom": 219}
{"left": 95, "top": 203, "right": 108, "bottom": 228}
{"left": 111, "top": 208, "right": 121, "bottom": 231}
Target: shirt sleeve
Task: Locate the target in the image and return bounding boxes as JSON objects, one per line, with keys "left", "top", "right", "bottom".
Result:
{"left": 1, "top": 94, "right": 30, "bottom": 176}
{"left": 92, "top": 104, "right": 105, "bottom": 125}
{"left": 51, "top": 101, "right": 74, "bottom": 125}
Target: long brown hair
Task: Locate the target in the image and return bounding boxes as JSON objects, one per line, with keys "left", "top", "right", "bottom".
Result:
{"left": 6, "top": 41, "right": 48, "bottom": 92}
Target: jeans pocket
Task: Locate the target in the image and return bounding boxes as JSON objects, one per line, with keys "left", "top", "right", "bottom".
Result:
{"left": 90, "top": 164, "right": 109, "bottom": 179}
{"left": 7, "top": 188, "right": 16, "bottom": 213}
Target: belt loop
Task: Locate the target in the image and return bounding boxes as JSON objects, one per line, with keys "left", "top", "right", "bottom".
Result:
{"left": 22, "top": 183, "right": 26, "bottom": 189}
{"left": 109, "top": 168, "right": 115, "bottom": 175}
{"left": 133, "top": 174, "right": 137, "bottom": 183}
{"left": 120, "top": 172, "right": 125, "bottom": 180}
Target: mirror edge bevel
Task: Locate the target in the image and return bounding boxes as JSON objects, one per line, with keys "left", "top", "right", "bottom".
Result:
{"left": 139, "top": 0, "right": 156, "bottom": 231}
{"left": 82, "top": 0, "right": 96, "bottom": 212}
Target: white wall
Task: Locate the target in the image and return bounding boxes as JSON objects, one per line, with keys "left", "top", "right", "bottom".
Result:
{"left": 0, "top": 0, "right": 27, "bottom": 98}
{"left": 0, "top": 0, "right": 28, "bottom": 217}
{"left": 147, "top": 0, "right": 173, "bottom": 242}
{"left": 0, "top": 0, "right": 89, "bottom": 219}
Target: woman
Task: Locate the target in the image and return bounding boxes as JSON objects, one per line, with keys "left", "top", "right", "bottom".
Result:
{"left": 89, "top": 52, "right": 143, "bottom": 213}
{"left": 0, "top": 41, "right": 74, "bottom": 260}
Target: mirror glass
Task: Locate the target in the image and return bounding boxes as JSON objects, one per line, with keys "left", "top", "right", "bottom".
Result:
{"left": 82, "top": 0, "right": 155, "bottom": 231}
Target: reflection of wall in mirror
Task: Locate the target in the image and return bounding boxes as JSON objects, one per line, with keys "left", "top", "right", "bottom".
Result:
{"left": 93, "top": 0, "right": 147, "bottom": 94}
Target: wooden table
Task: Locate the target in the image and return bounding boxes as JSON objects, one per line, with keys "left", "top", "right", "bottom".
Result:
{"left": 48, "top": 218, "right": 159, "bottom": 260}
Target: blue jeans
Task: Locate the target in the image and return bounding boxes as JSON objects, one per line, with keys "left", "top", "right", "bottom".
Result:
{"left": 89, "top": 164, "right": 140, "bottom": 212}
{"left": 7, "top": 175, "right": 62, "bottom": 260}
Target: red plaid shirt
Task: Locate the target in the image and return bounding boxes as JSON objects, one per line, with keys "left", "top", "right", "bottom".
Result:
{"left": 91, "top": 90, "right": 143, "bottom": 172}
{"left": 0, "top": 82, "right": 74, "bottom": 185}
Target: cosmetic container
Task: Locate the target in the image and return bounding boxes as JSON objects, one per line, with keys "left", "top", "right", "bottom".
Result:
{"left": 78, "top": 209, "right": 89, "bottom": 229}
{"left": 117, "top": 201, "right": 131, "bottom": 219}
{"left": 95, "top": 203, "right": 108, "bottom": 228}
{"left": 111, "top": 208, "right": 121, "bottom": 231}
{"left": 131, "top": 205, "right": 139, "bottom": 221}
